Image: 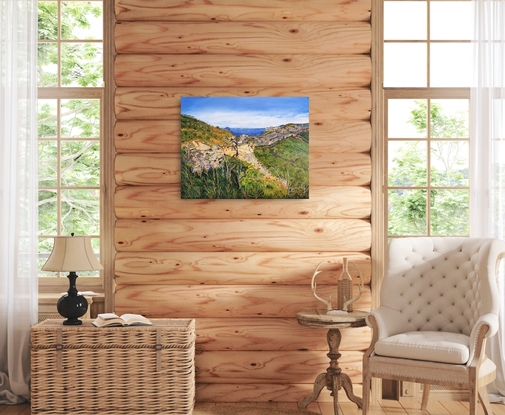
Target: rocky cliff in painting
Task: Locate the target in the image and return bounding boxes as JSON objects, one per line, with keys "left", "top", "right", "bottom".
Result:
{"left": 181, "top": 115, "right": 309, "bottom": 199}
{"left": 252, "top": 123, "right": 309, "bottom": 147}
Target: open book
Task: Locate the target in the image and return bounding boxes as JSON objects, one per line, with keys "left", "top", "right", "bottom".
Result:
{"left": 92, "top": 313, "right": 153, "bottom": 327}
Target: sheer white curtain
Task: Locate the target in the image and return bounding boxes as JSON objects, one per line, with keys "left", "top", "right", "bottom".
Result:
{"left": 470, "top": 0, "right": 505, "bottom": 402}
{"left": 0, "top": 0, "right": 38, "bottom": 404}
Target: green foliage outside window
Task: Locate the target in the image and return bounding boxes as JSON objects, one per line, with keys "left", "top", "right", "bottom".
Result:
{"left": 38, "top": 1, "right": 102, "bottom": 87}
{"left": 37, "top": 1, "right": 102, "bottom": 274}
{"left": 388, "top": 100, "right": 469, "bottom": 236}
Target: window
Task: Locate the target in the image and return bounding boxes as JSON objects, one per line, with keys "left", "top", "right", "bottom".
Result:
{"left": 37, "top": 1, "right": 104, "bottom": 289}
{"left": 384, "top": 0, "right": 471, "bottom": 239}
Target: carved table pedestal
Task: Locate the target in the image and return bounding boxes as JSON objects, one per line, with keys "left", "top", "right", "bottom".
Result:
{"left": 296, "top": 309, "right": 368, "bottom": 415}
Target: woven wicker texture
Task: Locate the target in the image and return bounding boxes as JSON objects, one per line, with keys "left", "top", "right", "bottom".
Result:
{"left": 31, "top": 319, "right": 195, "bottom": 415}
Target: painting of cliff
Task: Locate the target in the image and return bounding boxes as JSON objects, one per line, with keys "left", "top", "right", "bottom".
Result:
{"left": 180, "top": 96, "right": 309, "bottom": 199}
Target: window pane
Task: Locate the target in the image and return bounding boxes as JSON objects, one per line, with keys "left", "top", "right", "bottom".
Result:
{"left": 90, "top": 237, "right": 100, "bottom": 253}
{"left": 388, "top": 189, "right": 427, "bottom": 235}
{"left": 38, "top": 99, "right": 58, "bottom": 138}
{"left": 61, "top": 189, "right": 100, "bottom": 236}
{"left": 384, "top": 1, "right": 427, "bottom": 40}
{"left": 61, "top": 99, "right": 100, "bottom": 137}
{"left": 389, "top": 141, "right": 427, "bottom": 187}
{"left": 38, "top": 190, "right": 58, "bottom": 235}
{"left": 431, "top": 2, "right": 471, "bottom": 40}
{"left": 430, "top": 189, "right": 469, "bottom": 235}
{"left": 61, "top": 141, "right": 100, "bottom": 186}
{"left": 38, "top": 43, "right": 58, "bottom": 86}
{"left": 430, "top": 43, "right": 472, "bottom": 87}
{"left": 430, "top": 141, "right": 469, "bottom": 186}
{"left": 388, "top": 99, "right": 427, "bottom": 138}
{"left": 38, "top": 1, "right": 58, "bottom": 40}
{"left": 61, "top": 43, "right": 103, "bottom": 87}
{"left": 38, "top": 237, "right": 55, "bottom": 276}
{"left": 61, "top": 1, "right": 103, "bottom": 40}
{"left": 430, "top": 99, "right": 469, "bottom": 138}
{"left": 76, "top": 269, "right": 101, "bottom": 278}
{"left": 39, "top": 141, "right": 58, "bottom": 187}
{"left": 384, "top": 43, "right": 427, "bottom": 87}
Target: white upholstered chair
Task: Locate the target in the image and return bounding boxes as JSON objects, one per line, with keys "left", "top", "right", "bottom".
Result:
{"left": 362, "top": 237, "right": 505, "bottom": 415}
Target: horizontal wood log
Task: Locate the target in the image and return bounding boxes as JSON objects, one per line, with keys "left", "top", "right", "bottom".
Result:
{"left": 115, "top": 153, "right": 371, "bottom": 186}
{"left": 115, "top": 119, "right": 370, "bottom": 153}
{"left": 115, "top": 251, "right": 371, "bottom": 285}
{"left": 115, "top": 185, "right": 371, "bottom": 220}
{"left": 115, "top": 153, "right": 178, "bottom": 185}
{"left": 195, "top": 317, "right": 371, "bottom": 351}
{"left": 116, "top": 21, "right": 370, "bottom": 55}
{"left": 115, "top": 120, "right": 180, "bottom": 152}
{"left": 195, "top": 383, "right": 363, "bottom": 403}
{"left": 115, "top": 87, "right": 371, "bottom": 121}
{"left": 115, "top": 0, "right": 371, "bottom": 23}
{"left": 115, "top": 54, "right": 371, "bottom": 88}
{"left": 310, "top": 121, "right": 371, "bottom": 153}
{"left": 114, "top": 284, "right": 371, "bottom": 318}
{"left": 195, "top": 350, "right": 363, "bottom": 384}
{"left": 115, "top": 218, "right": 371, "bottom": 252}
{"left": 312, "top": 153, "right": 371, "bottom": 186}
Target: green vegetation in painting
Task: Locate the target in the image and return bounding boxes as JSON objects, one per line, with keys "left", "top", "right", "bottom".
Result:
{"left": 254, "top": 134, "right": 309, "bottom": 199}
{"left": 181, "top": 114, "right": 235, "bottom": 147}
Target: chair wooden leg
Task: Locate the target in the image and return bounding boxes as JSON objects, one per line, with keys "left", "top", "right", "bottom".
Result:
{"left": 469, "top": 385, "right": 479, "bottom": 415}
{"left": 478, "top": 386, "right": 493, "bottom": 415}
{"left": 421, "top": 384, "right": 430, "bottom": 410}
{"left": 362, "top": 374, "right": 371, "bottom": 415}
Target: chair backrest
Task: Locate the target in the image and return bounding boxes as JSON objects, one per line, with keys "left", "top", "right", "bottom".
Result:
{"left": 382, "top": 237, "right": 505, "bottom": 336}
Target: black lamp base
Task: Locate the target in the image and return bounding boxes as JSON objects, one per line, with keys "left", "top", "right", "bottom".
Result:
{"left": 57, "top": 294, "right": 88, "bottom": 325}
{"left": 57, "top": 271, "right": 88, "bottom": 325}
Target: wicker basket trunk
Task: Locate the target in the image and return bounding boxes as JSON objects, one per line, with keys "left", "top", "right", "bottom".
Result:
{"left": 30, "top": 319, "right": 195, "bottom": 415}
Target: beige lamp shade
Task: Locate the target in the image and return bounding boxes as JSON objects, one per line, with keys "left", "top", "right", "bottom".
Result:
{"left": 42, "top": 235, "right": 103, "bottom": 272}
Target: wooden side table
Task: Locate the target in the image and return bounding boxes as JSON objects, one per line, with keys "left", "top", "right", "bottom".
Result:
{"left": 296, "top": 309, "right": 368, "bottom": 415}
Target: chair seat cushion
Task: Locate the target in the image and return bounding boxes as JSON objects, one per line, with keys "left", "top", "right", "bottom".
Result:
{"left": 374, "top": 331, "right": 470, "bottom": 364}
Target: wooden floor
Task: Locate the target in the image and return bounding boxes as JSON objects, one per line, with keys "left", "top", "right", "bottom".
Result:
{"left": 2, "top": 401, "right": 505, "bottom": 415}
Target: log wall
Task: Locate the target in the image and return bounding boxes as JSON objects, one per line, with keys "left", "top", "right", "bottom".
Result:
{"left": 114, "top": 0, "right": 372, "bottom": 403}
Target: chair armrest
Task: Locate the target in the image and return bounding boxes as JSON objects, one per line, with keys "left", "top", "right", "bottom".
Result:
{"left": 366, "top": 306, "right": 412, "bottom": 340}
{"left": 467, "top": 313, "right": 498, "bottom": 366}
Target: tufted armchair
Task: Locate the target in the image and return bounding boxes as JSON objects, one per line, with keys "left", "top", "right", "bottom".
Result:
{"left": 362, "top": 237, "right": 505, "bottom": 415}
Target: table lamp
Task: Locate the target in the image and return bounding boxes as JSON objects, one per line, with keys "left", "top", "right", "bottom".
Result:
{"left": 42, "top": 234, "right": 103, "bottom": 325}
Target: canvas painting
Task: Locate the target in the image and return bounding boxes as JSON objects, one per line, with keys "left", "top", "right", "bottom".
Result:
{"left": 180, "top": 96, "right": 309, "bottom": 199}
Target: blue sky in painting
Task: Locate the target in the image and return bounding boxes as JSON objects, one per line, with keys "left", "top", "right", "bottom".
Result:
{"left": 181, "top": 96, "right": 309, "bottom": 128}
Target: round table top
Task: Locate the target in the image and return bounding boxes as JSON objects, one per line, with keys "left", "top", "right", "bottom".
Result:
{"left": 296, "top": 309, "right": 369, "bottom": 329}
